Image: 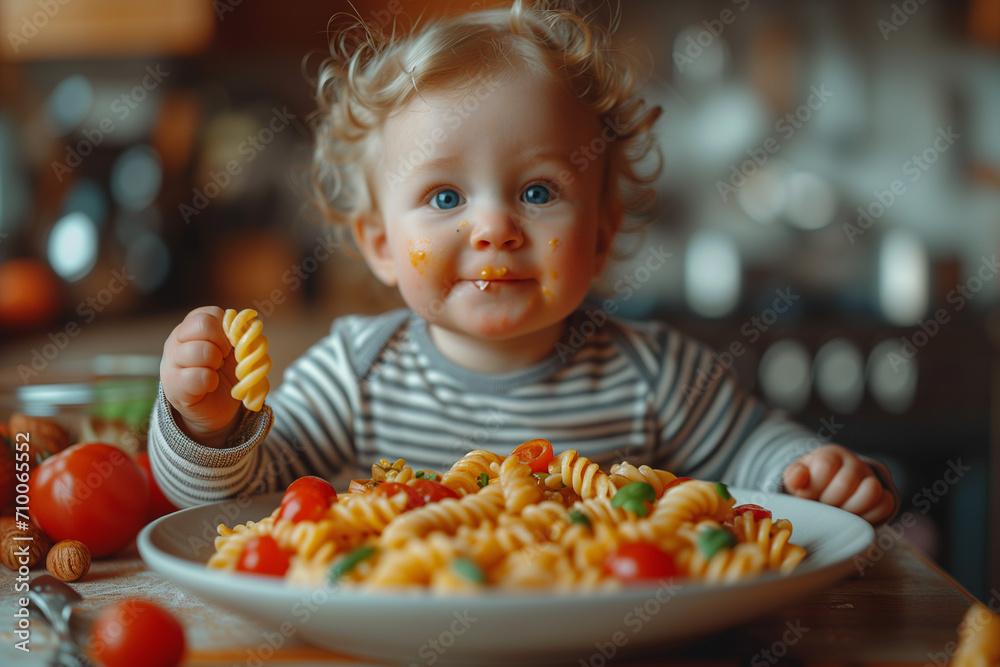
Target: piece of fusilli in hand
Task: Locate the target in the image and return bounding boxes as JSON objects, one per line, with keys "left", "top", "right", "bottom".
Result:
{"left": 223, "top": 308, "right": 272, "bottom": 412}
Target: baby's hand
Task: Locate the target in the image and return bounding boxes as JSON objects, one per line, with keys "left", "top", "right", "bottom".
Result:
{"left": 160, "top": 306, "right": 241, "bottom": 447}
{"left": 782, "top": 444, "right": 895, "bottom": 524}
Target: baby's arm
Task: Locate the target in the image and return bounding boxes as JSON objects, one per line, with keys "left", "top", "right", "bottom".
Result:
{"left": 782, "top": 444, "right": 896, "bottom": 524}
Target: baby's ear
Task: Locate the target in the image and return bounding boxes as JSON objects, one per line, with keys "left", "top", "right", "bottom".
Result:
{"left": 351, "top": 213, "right": 397, "bottom": 286}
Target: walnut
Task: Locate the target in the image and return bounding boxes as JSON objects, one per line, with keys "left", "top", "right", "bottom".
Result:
{"left": 9, "top": 414, "right": 70, "bottom": 466}
{"left": 46, "top": 539, "right": 91, "bottom": 582}
{"left": 0, "top": 518, "right": 52, "bottom": 570}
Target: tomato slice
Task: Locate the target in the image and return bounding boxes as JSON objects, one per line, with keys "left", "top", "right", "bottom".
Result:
{"left": 368, "top": 481, "right": 425, "bottom": 511}
{"left": 732, "top": 503, "right": 773, "bottom": 522}
{"left": 235, "top": 535, "right": 293, "bottom": 577}
{"left": 604, "top": 542, "right": 680, "bottom": 582}
{"left": 510, "top": 439, "right": 554, "bottom": 473}
{"left": 410, "top": 479, "right": 459, "bottom": 504}
{"left": 278, "top": 476, "right": 337, "bottom": 523}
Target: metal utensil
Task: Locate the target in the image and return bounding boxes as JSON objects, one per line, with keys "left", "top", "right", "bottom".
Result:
{"left": 27, "top": 575, "right": 96, "bottom": 667}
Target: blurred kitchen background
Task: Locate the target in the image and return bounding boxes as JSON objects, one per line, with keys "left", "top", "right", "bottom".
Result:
{"left": 0, "top": 0, "right": 997, "bottom": 601}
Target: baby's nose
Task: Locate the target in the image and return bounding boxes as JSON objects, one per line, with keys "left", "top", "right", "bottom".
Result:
{"left": 469, "top": 208, "right": 524, "bottom": 250}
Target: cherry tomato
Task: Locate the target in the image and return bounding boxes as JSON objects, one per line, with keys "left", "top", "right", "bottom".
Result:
{"left": 278, "top": 476, "right": 337, "bottom": 523}
{"left": 89, "top": 599, "right": 186, "bottom": 667}
{"left": 510, "top": 439, "right": 554, "bottom": 474}
{"left": 662, "top": 477, "right": 691, "bottom": 493}
{"left": 410, "top": 479, "right": 459, "bottom": 505}
{"left": 605, "top": 542, "right": 680, "bottom": 582}
{"left": 368, "top": 481, "right": 425, "bottom": 511}
{"left": 235, "top": 535, "right": 293, "bottom": 576}
{"left": 135, "top": 452, "right": 180, "bottom": 522}
{"left": 30, "top": 442, "right": 149, "bottom": 558}
{"left": 733, "top": 503, "right": 772, "bottom": 522}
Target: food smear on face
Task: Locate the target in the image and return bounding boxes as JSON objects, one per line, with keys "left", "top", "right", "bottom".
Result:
{"left": 550, "top": 270, "right": 558, "bottom": 280}
{"left": 408, "top": 238, "right": 433, "bottom": 273}
{"left": 549, "top": 238, "right": 559, "bottom": 251}
{"left": 480, "top": 265, "right": 509, "bottom": 279}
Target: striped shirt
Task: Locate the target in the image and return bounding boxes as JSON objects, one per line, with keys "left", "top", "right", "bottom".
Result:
{"left": 149, "top": 308, "right": 823, "bottom": 507}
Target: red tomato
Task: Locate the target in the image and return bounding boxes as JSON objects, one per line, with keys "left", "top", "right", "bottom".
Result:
{"left": 510, "top": 438, "right": 554, "bottom": 473}
{"left": 605, "top": 542, "right": 680, "bottom": 581}
{"left": 662, "top": 477, "right": 691, "bottom": 493}
{"left": 410, "top": 479, "right": 459, "bottom": 505}
{"left": 135, "top": 452, "right": 180, "bottom": 522}
{"left": 733, "top": 504, "right": 773, "bottom": 521}
{"left": 278, "top": 476, "right": 337, "bottom": 523}
{"left": 235, "top": 535, "right": 292, "bottom": 576}
{"left": 31, "top": 442, "right": 149, "bottom": 557}
{"left": 368, "top": 481, "right": 425, "bottom": 511}
{"left": 89, "top": 599, "right": 186, "bottom": 667}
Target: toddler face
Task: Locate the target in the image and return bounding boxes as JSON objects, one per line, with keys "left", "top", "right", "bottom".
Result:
{"left": 368, "top": 69, "right": 617, "bottom": 345}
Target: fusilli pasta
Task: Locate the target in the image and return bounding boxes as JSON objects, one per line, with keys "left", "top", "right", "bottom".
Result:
{"left": 223, "top": 308, "right": 272, "bottom": 412}
{"left": 209, "top": 441, "right": 809, "bottom": 591}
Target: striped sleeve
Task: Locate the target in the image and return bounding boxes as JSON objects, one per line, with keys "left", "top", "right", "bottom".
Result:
{"left": 647, "top": 327, "right": 818, "bottom": 492}
{"left": 148, "top": 319, "right": 364, "bottom": 507}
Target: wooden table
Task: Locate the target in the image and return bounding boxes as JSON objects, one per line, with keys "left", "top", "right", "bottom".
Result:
{"left": 0, "top": 530, "right": 988, "bottom": 666}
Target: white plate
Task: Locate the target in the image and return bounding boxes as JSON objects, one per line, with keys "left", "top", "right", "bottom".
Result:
{"left": 138, "top": 489, "right": 874, "bottom": 666}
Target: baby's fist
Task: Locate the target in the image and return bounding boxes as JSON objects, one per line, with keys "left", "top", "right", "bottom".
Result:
{"left": 783, "top": 445, "right": 895, "bottom": 524}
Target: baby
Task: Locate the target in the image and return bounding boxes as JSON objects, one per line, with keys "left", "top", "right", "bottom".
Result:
{"left": 151, "top": 0, "right": 896, "bottom": 524}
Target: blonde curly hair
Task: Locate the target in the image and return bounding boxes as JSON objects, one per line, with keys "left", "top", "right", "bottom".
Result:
{"left": 309, "top": 0, "right": 661, "bottom": 239}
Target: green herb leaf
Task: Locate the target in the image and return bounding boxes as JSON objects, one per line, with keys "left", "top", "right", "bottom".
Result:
{"left": 567, "top": 509, "right": 591, "bottom": 528}
{"left": 452, "top": 557, "right": 485, "bottom": 584}
{"left": 697, "top": 528, "right": 736, "bottom": 560}
{"left": 329, "top": 545, "right": 377, "bottom": 581}
{"left": 477, "top": 472, "right": 490, "bottom": 488}
{"left": 611, "top": 482, "right": 656, "bottom": 507}
{"left": 714, "top": 481, "right": 731, "bottom": 501}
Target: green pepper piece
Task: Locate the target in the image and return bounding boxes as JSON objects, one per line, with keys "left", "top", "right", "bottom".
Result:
{"left": 477, "top": 472, "right": 490, "bottom": 488}
{"left": 452, "top": 558, "right": 485, "bottom": 584}
{"left": 567, "top": 509, "right": 592, "bottom": 528}
{"left": 698, "top": 528, "right": 736, "bottom": 559}
{"left": 329, "top": 545, "right": 377, "bottom": 581}
{"left": 714, "top": 481, "right": 731, "bottom": 501}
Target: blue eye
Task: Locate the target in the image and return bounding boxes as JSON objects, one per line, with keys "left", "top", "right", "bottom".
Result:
{"left": 430, "top": 189, "right": 462, "bottom": 210}
{"left": 523, "top": 184, "right": 553, "bottom": 206}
